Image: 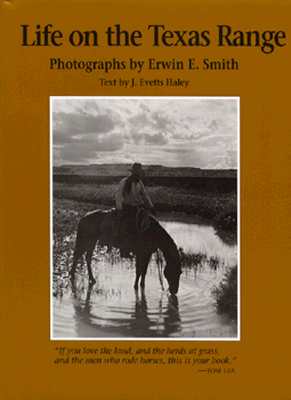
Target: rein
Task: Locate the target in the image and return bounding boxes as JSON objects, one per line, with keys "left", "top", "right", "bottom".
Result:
{"left": 156, "top": 249, "right": 165, "bottom": 291}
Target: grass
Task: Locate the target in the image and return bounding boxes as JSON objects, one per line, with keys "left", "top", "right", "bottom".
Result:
{"left": 54, "top": 180, "right": 237, "bottom": 233}
{"left": 178, "top": 247, "right": 226, "bottom": 276}
{"left": 179, "top": 248, "right": 207, "bottom": 271}
{"left": 212, "top": 265, "right": 238, "bottom": 320}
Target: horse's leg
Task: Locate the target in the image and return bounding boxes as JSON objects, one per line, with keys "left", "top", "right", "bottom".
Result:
{"left": 134, "top": 253, "right": 143, "bottom": 290}
{"left": 70, "top": 245, "right": 83, "bottom": 278}
{"left": 70, "top": 227, "right": 87, "bottom": 279}
{"left": 86, "top": 240, "right": 97, "bottom": 284}
{"left": 134, "top": 251, "right": 151, "bottom": 290}
{"left": 140, "top": 252, "right": 152, "bottom": 289}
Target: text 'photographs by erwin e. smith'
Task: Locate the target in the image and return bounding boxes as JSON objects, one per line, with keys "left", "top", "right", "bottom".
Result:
{"left": 50, "top": 96, "right": 240, "bottom": 341}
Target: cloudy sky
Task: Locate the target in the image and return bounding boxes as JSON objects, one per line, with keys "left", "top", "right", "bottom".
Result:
{"left": 52, "top": 97, "right": 238, "bottom": 169}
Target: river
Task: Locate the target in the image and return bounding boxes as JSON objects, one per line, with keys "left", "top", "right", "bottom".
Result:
{"left": 52, "top": 221, "right": 238, "bottom": 339}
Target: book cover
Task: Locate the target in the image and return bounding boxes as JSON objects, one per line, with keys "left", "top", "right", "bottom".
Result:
{"left": 0, "top": 0, "right": 290, "bottom": 399}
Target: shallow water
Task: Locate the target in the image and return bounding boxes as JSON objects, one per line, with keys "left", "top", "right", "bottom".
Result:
{"left": 52, "top": 222, "right": 238, "bottom": 339}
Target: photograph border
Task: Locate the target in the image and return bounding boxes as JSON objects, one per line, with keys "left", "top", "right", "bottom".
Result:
{"left": 49, "top": 96, "right": 241, "bottom": 342}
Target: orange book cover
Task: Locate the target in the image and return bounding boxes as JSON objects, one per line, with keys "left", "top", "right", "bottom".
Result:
{"left": 0, "top": 0, "right": 290, "bottom": 399}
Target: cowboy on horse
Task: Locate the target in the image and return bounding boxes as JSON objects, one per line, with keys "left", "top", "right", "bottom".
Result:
{"left": 115, "top": 162, "right": 154, "bottom": 213}
{"left": 114, "top": 163, "right": 155, "bottom": 255}
{"left": 70, "top": 162, "right": 182, "bottom": 293}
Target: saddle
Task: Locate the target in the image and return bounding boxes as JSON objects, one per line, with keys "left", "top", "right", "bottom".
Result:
{"left": 111, "top": 207, "right": 154, "bottom": 256}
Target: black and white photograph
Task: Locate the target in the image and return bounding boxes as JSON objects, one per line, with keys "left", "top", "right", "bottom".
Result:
{"left": 51, "top": 96, "right": 239, "bottom": 340}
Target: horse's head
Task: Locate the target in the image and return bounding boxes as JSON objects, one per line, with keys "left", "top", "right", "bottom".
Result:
{"left": 164, "top": 258, "right": 182, "bottom": 295}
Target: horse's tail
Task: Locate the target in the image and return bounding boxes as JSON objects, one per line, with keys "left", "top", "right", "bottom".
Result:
{"left": 71, "top": 217, "right": 89, "bottom": 273}
{"left": 70, "top": 209, "right": 109, "bottom": 277}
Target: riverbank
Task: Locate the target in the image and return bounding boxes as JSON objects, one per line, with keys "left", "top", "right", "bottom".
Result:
{"left": 54, "top": 180, "right": 237, "bottom": 233}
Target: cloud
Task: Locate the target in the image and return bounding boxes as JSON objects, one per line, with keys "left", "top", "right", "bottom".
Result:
{"left": 53, "top": 133, "right": 124, "bottom": 164}
{"left": 152, "top": 112, "right": 172, "bottom": 131}
{"left": 144, "top": 132, "right": 168, "bottom": 145}
{"left": 52, "top": 97, "right": 238, "bottom": 168}
{"left": 53, "top": 111, "right": 116, "bottom": 145}
{"left": 129, "top": 131, "right": 168, "bottom": 146}
{"left": 193, "top": 134, "right": 230, "bottom": 147}
{"left": 95, "top": 133, "right": 124, "bottom": 152}
{"left": 128, "top": 112, "right": 151, "bottom": 128}
{"left": 54, "top": 142, "right": 98, "bottom": 165}
{"left": 208, "top": 119, "right": 218, "bottom": 130}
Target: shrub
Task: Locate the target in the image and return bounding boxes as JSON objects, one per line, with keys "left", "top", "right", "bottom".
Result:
{"left": 212, "top": 265, "right": 238, "bottom": 320}
{"left": 213, "top": 194, "right": 237, "bottom": 232}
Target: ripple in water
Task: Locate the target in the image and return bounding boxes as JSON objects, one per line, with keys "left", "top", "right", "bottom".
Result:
{"left": 52, "top": 222, "right": 238, "bottom": 339}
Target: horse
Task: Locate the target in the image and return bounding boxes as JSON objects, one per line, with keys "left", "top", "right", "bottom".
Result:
{"left": 70, "top": 209, "right": 182, "bottom": 295}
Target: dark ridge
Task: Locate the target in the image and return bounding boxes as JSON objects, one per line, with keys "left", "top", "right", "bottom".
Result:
{"left": 53, "top": 164, "right": 237, "bottom": 179}
{"left": 53, "top": 174, "right": 237, "bottom": 193}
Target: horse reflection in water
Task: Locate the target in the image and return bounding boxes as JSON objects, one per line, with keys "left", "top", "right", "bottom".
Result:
{"left": 163, "top": 295, "right": 181, "bottom": 336}
{"left": 130, "top": 290, "right": 151, "bottom": 335}
{"left": 70, "top": 278, "right": 181, "bottom": 338}
{"left": 130, "top": 290, "right": 181, "bottom": 337}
